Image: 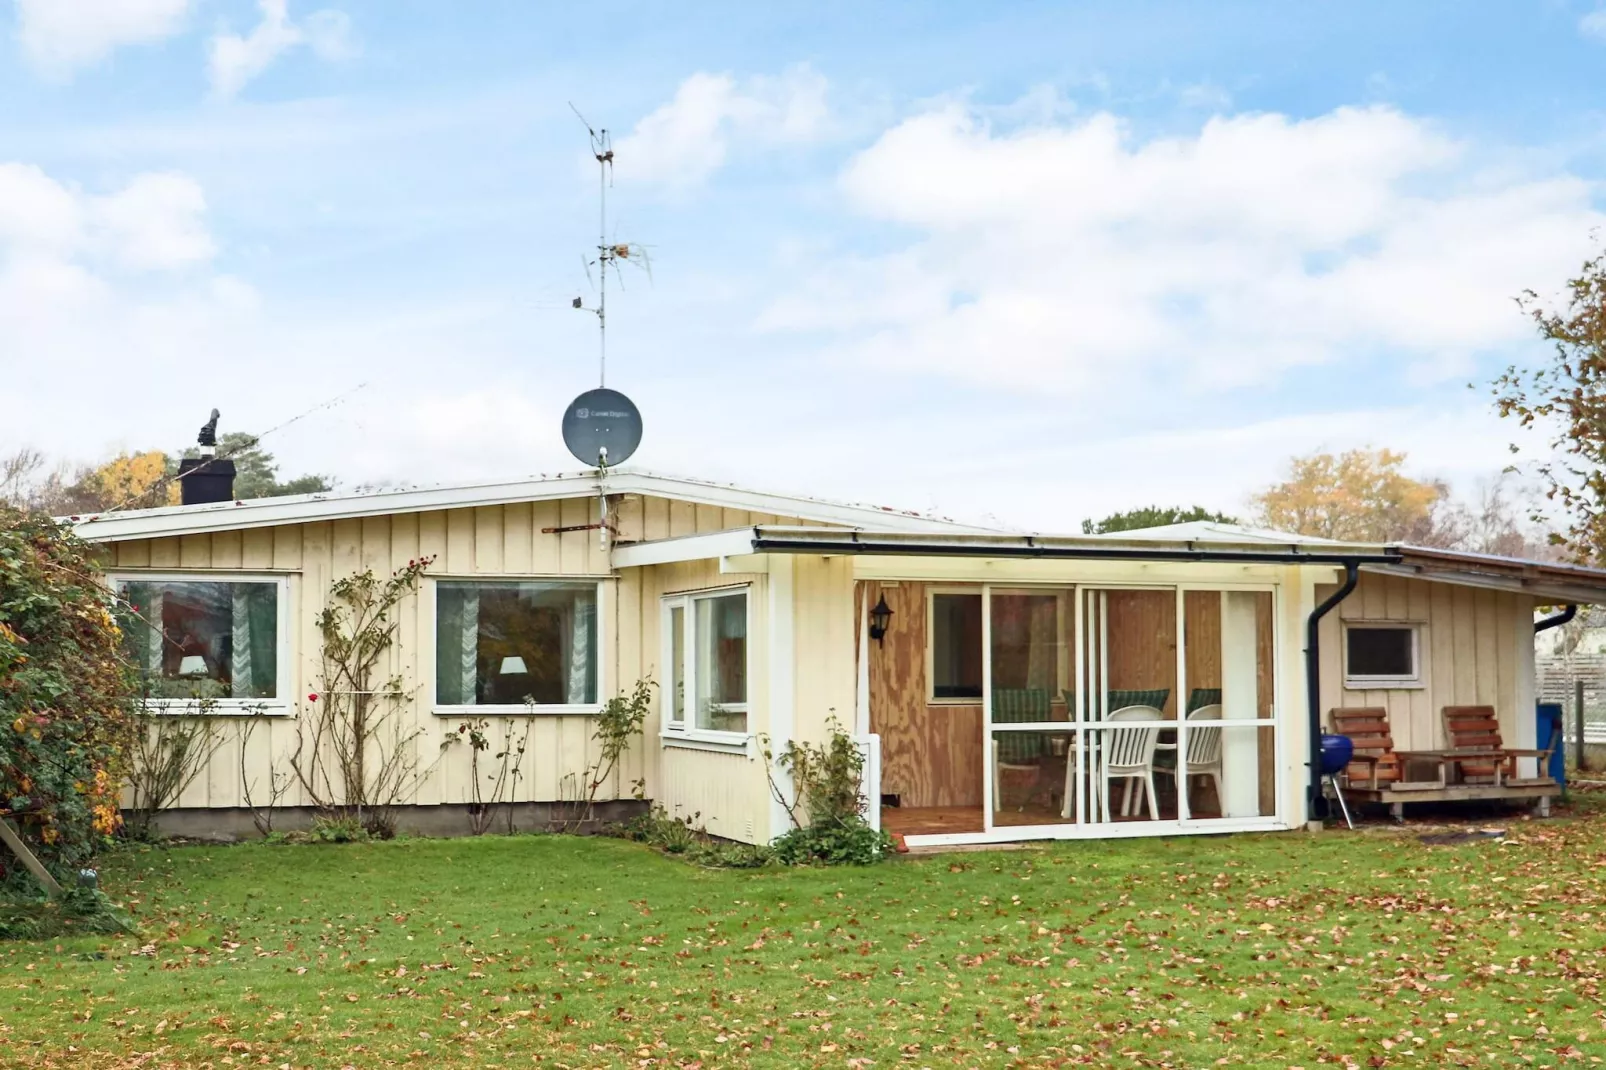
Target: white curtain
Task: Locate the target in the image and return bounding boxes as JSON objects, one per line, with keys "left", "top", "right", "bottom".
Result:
{"left": 231, "top": 587, "right": 252, "bottom": 697}
{"left": 147, "top": 589, "right": 165, "bottom": 681}
{"left": 460, "top": 589, "right": 479, "bottom": 704}
{"left": 567, "top": 599, "right": 594, "bottom": 703}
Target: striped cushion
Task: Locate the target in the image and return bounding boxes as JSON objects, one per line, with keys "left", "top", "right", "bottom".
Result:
{"left": 993, "top": 688, "right": 1050, "bottom": 763}
{"left": 1187, "top": 688, "right": 1221, "bottom": 713}
{"left": 1108, "top": 688, "right": 1170, "bottom": 715}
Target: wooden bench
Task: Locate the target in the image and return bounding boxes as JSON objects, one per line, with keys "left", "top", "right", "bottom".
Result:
{"left": 1329, "top": 706, "right": 1560, "bottom": 820}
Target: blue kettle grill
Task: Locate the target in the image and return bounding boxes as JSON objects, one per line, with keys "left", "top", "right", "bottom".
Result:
{"left": 1320, "top": 734, "right": 1355, "bottom": 828}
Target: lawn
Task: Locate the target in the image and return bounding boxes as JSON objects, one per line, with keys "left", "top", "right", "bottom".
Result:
{"left": 4, "top": 811, "right": 1606, "bottom": 1069}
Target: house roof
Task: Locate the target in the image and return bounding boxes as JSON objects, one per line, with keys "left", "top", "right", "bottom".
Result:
{"left": 69, "top": 466, "right": 1606, "bottom": 602}
{"left": 68, "top": 468, "right": 999, "bottom": 543}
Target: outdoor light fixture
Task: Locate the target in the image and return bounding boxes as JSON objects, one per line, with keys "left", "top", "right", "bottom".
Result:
{"left": 868, "top": 594, "right": 894, "bottom": 645}
{"left": 178, "top": 655, "right": 208, "bottom": 677}
{"left": 499, "top": 656, "right": 529, "bottom": 675}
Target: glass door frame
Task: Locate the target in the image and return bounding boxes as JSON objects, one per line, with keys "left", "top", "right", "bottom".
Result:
{"left": 981, "top": 580, "right": 1284, "bottom": 838}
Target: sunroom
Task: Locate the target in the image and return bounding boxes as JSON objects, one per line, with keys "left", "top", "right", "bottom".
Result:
{"left": 617, "top": 522, "right": 1394, "bottom": 848}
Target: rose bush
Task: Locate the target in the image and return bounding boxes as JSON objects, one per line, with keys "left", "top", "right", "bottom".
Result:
{"left": 1, "top": 508, "right": 135, "bottom": 884}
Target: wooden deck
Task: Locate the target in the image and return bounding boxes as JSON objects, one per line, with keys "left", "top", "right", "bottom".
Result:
{"left": 1343, "top": 780, "right": 1559, "bottom": 818}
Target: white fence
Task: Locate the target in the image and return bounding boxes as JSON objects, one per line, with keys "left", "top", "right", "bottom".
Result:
{"left": 1536, "top": 655, "right": 1606, "bottom": 743}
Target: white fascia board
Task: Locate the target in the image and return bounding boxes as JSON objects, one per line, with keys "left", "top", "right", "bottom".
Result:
{"left": 608, "top": 473, "right": 997, "bottom": 534}
{"left": 71, "top": 474, "right": 604, "bottom": 543}
{"left": 610, "top": 529, "right": 760, "bottom": 568}
{"left": 70, "top": 469, "right": 994, "bottom": 544}
{"left": 1364, "top": 563, "right": 1606, "bottom": 605}
{"left": 751, "top": 526, "right": 1391, "bottom": 557}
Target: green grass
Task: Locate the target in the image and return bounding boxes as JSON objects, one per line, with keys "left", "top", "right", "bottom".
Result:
{"left": 5, "top": 809, "right": 1606, "bottom": 1069}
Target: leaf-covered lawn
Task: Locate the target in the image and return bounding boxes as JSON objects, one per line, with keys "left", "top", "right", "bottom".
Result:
{"left": 5, "top": 808, "right": 1606, "bottom": 1069}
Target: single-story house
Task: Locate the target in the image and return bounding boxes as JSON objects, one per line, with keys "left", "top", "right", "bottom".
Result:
{"left": 73, "top": 463, "right": 1606, "bottom": 848}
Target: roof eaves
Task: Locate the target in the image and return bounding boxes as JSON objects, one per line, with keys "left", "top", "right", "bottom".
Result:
{"left": 69, "top": 468, "right": 998, "bottom": 543}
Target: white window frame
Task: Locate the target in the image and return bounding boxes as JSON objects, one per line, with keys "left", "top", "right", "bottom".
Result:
{"left": 661, "top": 585, "right": 752, "bottom": 750}
{"left": 430, "top": 577, "right": 606, "bottom": 716}
{"left": 1342, "top": 621, "right": 1424, "bottom": 690}
{"left": 110, "top": 571, "right": 293, "bottom": 716}
{"left": 926, "top": 586, "right": 985, "bottom": 705}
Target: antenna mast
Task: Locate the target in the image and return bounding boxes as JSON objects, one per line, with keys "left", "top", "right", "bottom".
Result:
{"left": 571, "top": 104, "right": 614, "bottom": 388}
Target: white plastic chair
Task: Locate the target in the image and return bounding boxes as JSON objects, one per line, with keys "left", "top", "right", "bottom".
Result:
{"left": 1101, "top": 705, "right": 1165, "bottom": 821}
{"left": 1173, "top": 703, "right": 1222, "bottom": 816}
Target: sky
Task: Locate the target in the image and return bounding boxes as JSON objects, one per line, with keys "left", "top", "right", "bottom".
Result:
{"left": 3, "top": 1, "right": 1605, "bottom": 531}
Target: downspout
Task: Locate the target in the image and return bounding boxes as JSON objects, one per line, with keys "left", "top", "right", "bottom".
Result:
{"left": 1534, "top": 604, "right": 1577, "bottom": 634}
{"left": 1306, "top": 561, "right": 1360, "bottom": 822}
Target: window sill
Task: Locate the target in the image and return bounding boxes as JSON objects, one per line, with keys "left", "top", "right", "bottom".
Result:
{"left": 1343, "top": 679, "right": 1425, "bottom": 691}
{"left": 433, "top": 704, "right": 603, "bottom": 717}
{"left": 660, "top": 731, "right": 753, "bottom": 755}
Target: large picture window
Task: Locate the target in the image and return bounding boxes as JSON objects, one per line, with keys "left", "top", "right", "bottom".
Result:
{"left": 662, "top": 588, "right": 750, "bottom": 741}
{"left": 435, "top": 581, "right": 599, "bottom": 708}
{"left": 114, "top": 576, "right": 285, "bottom": 706}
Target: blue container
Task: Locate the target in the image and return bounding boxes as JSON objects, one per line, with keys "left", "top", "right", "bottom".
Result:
{"left": 1319, "top": 734, "right": 1354, "bottom": 776}
{"left": 1536, "top": 702, "right": 1567, "bottom": 789}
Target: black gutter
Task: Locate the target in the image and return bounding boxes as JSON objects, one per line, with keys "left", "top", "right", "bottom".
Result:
{"left": 1535, "top": 604, "right": 1578, "bottom": 633}
{"left": 751, "top": 535, "right": 1403, "bottom": 568}
{"left": 1305, "top": 562, "right": 1359, "bottom": 822}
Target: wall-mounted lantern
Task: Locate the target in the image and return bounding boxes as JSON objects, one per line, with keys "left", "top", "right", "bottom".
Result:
{"left": 868, "top": 594, "right": 894, "bottom": 645}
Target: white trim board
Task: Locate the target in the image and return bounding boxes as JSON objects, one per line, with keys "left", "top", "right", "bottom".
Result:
{"left": 71, "top": 470, "right": 996, "bottom": 543}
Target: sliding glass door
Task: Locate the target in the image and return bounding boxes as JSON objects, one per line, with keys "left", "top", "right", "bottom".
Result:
{"left": 983, "top": 584, "right": 1279, "bottom": 835}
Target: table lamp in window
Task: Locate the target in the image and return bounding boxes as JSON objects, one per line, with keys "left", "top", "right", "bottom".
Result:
{"left": 178, "top": 655, "right": 209, "bottom": 678}
{"left": 499, "top": 656, "right": 528, "bottom": 675}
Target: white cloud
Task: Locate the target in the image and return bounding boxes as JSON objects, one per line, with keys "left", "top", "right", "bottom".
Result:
{"left": 0, "top": 163, "right": 213, "bottom": 269}
{"left": 94, "top": 172, "right": 215, "bottom": 269}
{"left": 14, "top": 0, "right": 191, "bottom": 78}
{"left": 758, "top": 103, "right": 1600, "bottom": 393}
{"left": 0, "top": 163, "right": 245, "bottom": 442}
{"left": 614, "top": 65, "right": 831, "bottom": 186}
{"left": 1581, "top": 8, "right": 1606, "bottom": 42}
{"left": 207, "top": 0, "right": 354, "bottom": 98}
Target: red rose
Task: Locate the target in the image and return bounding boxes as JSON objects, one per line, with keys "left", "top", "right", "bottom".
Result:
{"left": 308, "top": 693, "right": 319, "bottom": 702}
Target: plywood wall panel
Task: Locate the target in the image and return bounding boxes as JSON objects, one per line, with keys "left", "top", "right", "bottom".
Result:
{"left": 867, "top": 581, "right": 984, "bottom": 808}
{"left": 1104, "top": 590, "right": 1179, "bottom": 717}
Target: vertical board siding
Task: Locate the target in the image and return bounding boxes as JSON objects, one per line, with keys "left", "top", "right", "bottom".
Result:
{"left": 1317, "top": 572, "right": 1533, "bottom": 750}
{"left": 111, "top": 492, "right": 899, "bottom": 829}
{"left": 109, "top": 498, "right": 642, "bottom": 819}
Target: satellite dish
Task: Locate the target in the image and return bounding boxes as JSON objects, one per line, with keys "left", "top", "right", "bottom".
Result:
{"left": 562, "top": 387, "right": 642, "bottom": 468}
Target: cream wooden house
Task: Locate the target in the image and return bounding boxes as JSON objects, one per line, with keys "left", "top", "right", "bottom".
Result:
{"left": 75, "top": 469, "right": 1606, "bottom": 847}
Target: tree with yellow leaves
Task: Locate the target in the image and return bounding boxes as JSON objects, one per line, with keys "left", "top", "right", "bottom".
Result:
{"left": 84, "top": 451, "right": 180, "bottom": 509}
{"left": 1252, "top": 448, "right": 1448, "bottom": 544}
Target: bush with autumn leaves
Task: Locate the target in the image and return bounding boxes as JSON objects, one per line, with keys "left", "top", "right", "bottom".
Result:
{"left": 1, "top": 507, "right": 134, "bottom": 885}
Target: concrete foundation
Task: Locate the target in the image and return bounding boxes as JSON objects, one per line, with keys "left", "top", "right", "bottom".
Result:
{"left": 142, "top": 800, "right": 652, "bottom": 842}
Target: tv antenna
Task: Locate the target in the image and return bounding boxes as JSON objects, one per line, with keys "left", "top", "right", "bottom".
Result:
{"left": 564, "top": 105, "right": 648, "bottom": 551}
{"left": 569, "top": 103, "right": 651, "bottom": 388}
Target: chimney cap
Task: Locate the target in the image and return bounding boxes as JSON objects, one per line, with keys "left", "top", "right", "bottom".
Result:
{"left": 197, "top": 408, "right": 221, "bottom": 452}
